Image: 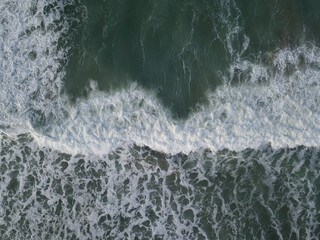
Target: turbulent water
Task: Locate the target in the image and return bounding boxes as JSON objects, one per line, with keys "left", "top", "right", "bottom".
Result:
{"left": 1, "top": 0, "right": 320, "bottom": 239}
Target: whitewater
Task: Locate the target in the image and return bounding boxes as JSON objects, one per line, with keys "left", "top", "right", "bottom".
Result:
{"left": 1, "top": 1, "right": 320, "bottom": 155}
{"left": 1, "top": 0, "right": 320, "bottom": 239}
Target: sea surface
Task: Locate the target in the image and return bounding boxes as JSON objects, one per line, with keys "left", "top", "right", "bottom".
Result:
{"left": 1, "top": 0, "right": 320, "bottom": 239}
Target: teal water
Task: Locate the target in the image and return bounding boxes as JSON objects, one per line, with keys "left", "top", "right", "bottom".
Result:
{"left": 1, "top": 0, "right": 320, "bottom": 239}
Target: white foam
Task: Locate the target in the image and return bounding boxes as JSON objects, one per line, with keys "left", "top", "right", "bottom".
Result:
{"left": 0, "top": 0, "right": 69, "bottom": 127}
{"left": 32, "top": 44, "right": 320, "bottom": 155}
{"left": 0, "top": 3, "right": 319, "bottom": 240}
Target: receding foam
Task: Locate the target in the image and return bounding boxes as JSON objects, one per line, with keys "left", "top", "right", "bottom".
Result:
{"left": 0, "top": 0, "right": 69, "bottom": 128}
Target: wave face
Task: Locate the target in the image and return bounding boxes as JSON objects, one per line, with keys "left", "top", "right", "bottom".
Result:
{"left": 1, "top": 0, "right": 320, "bottom": 239}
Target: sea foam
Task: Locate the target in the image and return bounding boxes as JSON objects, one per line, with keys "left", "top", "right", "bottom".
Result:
{"left": 0, "top": 0, "right": 70, "bottom": 128}
{"left": 34, "top": 52, "right": 320, "bottom": 155}
{"left": 1, "top": 1, "right": 320, "bottom": 239}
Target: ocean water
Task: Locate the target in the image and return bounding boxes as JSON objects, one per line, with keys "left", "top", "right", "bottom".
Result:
{"left": 0, "top": 0, "right": 320, "bottom": 239}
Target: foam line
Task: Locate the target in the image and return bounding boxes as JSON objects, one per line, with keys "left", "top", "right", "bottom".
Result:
{"left": 34, "top": 44, "right": 320, "bottom": 154}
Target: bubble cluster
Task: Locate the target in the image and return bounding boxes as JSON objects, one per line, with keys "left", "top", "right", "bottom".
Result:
{"left": 0, "top": 0, "right": 79, "bottom": 127}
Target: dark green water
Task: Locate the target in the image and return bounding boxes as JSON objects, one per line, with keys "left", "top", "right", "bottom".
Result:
{"left": 1, "top": 0, "right": 320, "bottom": 239}
{"left": 65, "top": 0, "right": 320, "bottom": 117}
